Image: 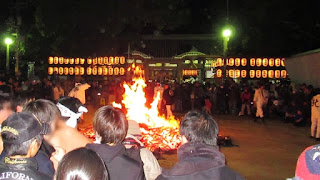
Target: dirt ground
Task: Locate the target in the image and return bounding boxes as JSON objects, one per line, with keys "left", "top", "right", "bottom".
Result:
{"left": 81, "top": 106, "right": 315, "bottom": 180}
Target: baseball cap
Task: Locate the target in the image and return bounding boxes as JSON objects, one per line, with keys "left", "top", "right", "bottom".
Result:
{"left": 295, "top": 144, "right": 320, "bottom": 180}
{"left": 1, "top": 112, "right": 50, "bottom": 144}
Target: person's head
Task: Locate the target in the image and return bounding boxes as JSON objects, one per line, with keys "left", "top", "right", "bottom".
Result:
{"left": 1, "top": 112, "right": 49, "bottom": 158}
{"left": 244, "top": 87, "right": 248, "bottom": 92}
{"left": 23, "top": 99, "right": 61, "bottom": 132}
{"left": 295, "top": 144, "right": 320, "bottom": 179}
{"left": 56, "top": 147, "right": 108, "bottom": 180}
{"left": 297, "top": 110, "right": 302, "bottom": 115}
{"left": 56, "top": 97, "right": 88, "bottom": 128}
{"left": 259, "top": 84, "right": 265, "bottom": 90}
{"left": 180, "top": 110, "right": 219, "bottom": 146}
{"left": 14, "top": 92, "right": 34, "bottom": 112}
{"left": 0, "top": 95, "right": 14, "bottom": 124}
{"left": 93, "top": 105, "right": 128, "bottom": 145}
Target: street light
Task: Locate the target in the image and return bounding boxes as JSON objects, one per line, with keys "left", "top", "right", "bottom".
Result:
{"left": 222, "top": 28, "right": 232, "bottom": 81}
{"left": 223, "top": 29, "right": 232, "bottom": 39}
{"left": 4, "top": 38, "right": 13, "bottom": 73}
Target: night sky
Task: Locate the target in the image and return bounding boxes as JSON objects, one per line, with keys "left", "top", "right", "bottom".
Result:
{"left": 0, "top": 0, "right": 319, "bottom": 61}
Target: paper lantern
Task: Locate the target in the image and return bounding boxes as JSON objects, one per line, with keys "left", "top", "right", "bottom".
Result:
{"left": 64, "top": 58, "right": 69, "bottom": 64}
{"left": 250, "top": 58, "right": 255, "bottom": 66}
{"left": 48, "top": 67, "right": 53, "bottom": 75}
{"left": 87, "top": 67, "right": 92, "bottom": 75}
{"left": 103, "top": 67, "right": 108, "bottom": 75}
{"left": 104, "top": 57, "right": 108, "bottom": 64}
{"left": 80, "top": 58, "right": 85, "bottom": 64}
{"left": 275, "top": 58, "right": 281, "bottom": 67}
{"left": 281, "top": 70, "right": 287, "bottom": 78}
{"left": 58, "top": 67, "right": 64, "bottom": 75}
{"left": 109, "top": 67, "right": 113, "bottom": 75}
{"left": 241, "top": 70, "right": 247, "bottom": 78}
{"left": 54, "top": 57, "right": 59, "bottom": 64}
{"left": 217, "top": 58, "right": 223, "bottom": 67}
{"left": 281, "top": 58, "right": 285, "bottom": 67}
{"left": 120, "top": 67, "right": 125, "bottom": 75}
{"left": 114, "top": 67, "right": 119, "bottom": 75}
{"left": 228, "top": 58, "right": 234, "bottom": 66}
{"left": 59, "top": 57, "right": 64, "bottom": 64}
{"left": 75, "top": 67, "right": 80, "bottom": 75}
{"left": 48, "top": 57, "right": 53, "bottom": 64}
{"left": 120, "top": 57, "right": 125, "bottom": 64}
{"left": 263, "top": 58, "right": 268, "bottom": 67}
{"left": 115, "top": 57, "right": 120, "bottom": 65}
{"left": 93, "top": 58, "right": 97, "bottom": 65}
{"left": 98, "top": 67, "right": 103, "bottom": 75}
{"left": 229, "top": 70, "right": 234, "bottom": 77}
{"left": 70, "top": 58, "right": 74, "bottom": 64}
{"left": 87, "top": 58, "right": 92, "bottom": 65}
{"left": 64, "top": 67, "right": 69, "bottom": 75}
{"left": 262, "top": 70, "right": 268, "bottom": 78}
{"left": 235, "top": 70, "right": 240, "bottom": 78}
{"left": 275, "top": 70, "right": 280, "bottom": 78}
{"left": 241, "top": 58, "right": 247, "bottom": 66}
{"left": 235, "top": 58, "right": 240, "bottom": 66}
{"left": 256, "top": 58, "right": 262, "bottom": 67}
{"left": 109, "top": 57, "right": 114, "bottom": 65}
{"left": 268, "top": 70, "right": 274, "bottom": 78}
{"left": 269, "top": 58, "right": 274, "bottom": 67}
{"left": 92, "top": 67, "right": 97, "bottom": 75}
{"left": 69, "top": 67, "right": 74, "bottom": 75}
{"left": 226, "top": 70, "right": 229, "bottom": 77}
{"left": 53, "top": 67, "right": 58, "bottom": 74}
{"left": 256, "top": 70, "right": 261, "bottom": 78}
{"left": 80, "top": 67, "right": 85, "bottom": 75}
{"left": 97, "top": 57, "right": 103, "bottom": 65}
{"left": 75, "top": 58, "right": 80, "bottom": 64}
{"left": 249, "top": 70, "right": 255, "bottom": 78}
{"left": 216, "top": 69, "right": 222, "bottom": 77}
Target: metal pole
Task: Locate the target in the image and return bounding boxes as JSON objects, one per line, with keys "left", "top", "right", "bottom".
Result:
{"left": 6, "top": 44, "right": 10, "bottom": 73}
{"left": 222, "top": 37, "right": 229, "bottom": 82}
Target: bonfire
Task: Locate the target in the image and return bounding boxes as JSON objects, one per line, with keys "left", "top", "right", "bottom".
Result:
{"left": 80, "top": 66, "right": 182, "bottom": 151}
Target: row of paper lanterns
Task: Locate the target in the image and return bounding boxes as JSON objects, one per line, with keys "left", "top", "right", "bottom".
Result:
{"left": 48, "top": 56, "right": 126, "bottom": 65}
{"left": 48, "top": 67, "right": 126, "bottom": 76}
{"left": 214, "top": 58, "right": 285, "bottom": 67}
{"left": 216, "top": 69, "right": 287, "bottom": 78}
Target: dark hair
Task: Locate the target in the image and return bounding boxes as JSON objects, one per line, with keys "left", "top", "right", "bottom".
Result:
{"left": 23, "top": 99, "right": 61, "bottom": 124}
{"left": 56, "top": 147, "right": 108, "bottom": 180}
{"left": 14, "top": 92, "right": 34, "bottom": 111}
{"left": 2, "top": 133, "right": 42, "bottom": 156}
{"left": 93, "top": 105, "right": 128, "bottom": 144}
{"left": 0, "top": 95, "right": 12, "bottom": 111}
{"left": 180, "top": 110, "right": 219, "bottom": 146}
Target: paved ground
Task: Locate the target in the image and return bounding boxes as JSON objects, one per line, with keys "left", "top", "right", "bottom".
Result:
{"left": 80, "top": 106, "right": 316, "bottom": 180}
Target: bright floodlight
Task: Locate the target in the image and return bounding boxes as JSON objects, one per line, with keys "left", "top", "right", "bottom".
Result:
{"left": 223, "top": 29, "right": 232, "bottom": 38}
{"left": 5, "top": 38, "right": 13, "bottom": 45}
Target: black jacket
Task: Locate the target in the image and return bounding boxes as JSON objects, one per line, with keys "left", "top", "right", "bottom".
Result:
{"left": 86, "top": 143, "right": 145, "bottom": 180}
{"left": 0, "top": 149, "right": 55, "bottom": 177}
{"left": 156, "top": 142, "right": 244, "bottom": 180}
{"left": 0, "top": 157, "right": 51, "bottom": 180}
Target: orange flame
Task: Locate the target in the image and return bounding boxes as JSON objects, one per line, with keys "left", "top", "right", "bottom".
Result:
{"left": 121, "top": 67, "right": 181, "bottom": 151}
{"left": 80, "top": 66, "right": 182, "bottom": 151}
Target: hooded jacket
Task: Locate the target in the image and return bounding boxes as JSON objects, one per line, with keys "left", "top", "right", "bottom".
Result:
{"left": 156, "top": 142, "right": 244, "bottom": 180}
{"left": 0, "top": 157, "right": 51, "bottom": 180}
{"left": 86, "top": 143, "right": 145, "bottom": 180}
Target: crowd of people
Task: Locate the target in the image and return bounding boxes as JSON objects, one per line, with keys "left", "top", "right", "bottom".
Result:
{"left": 0, "top": 75, "right": 319, "bottom": 179}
